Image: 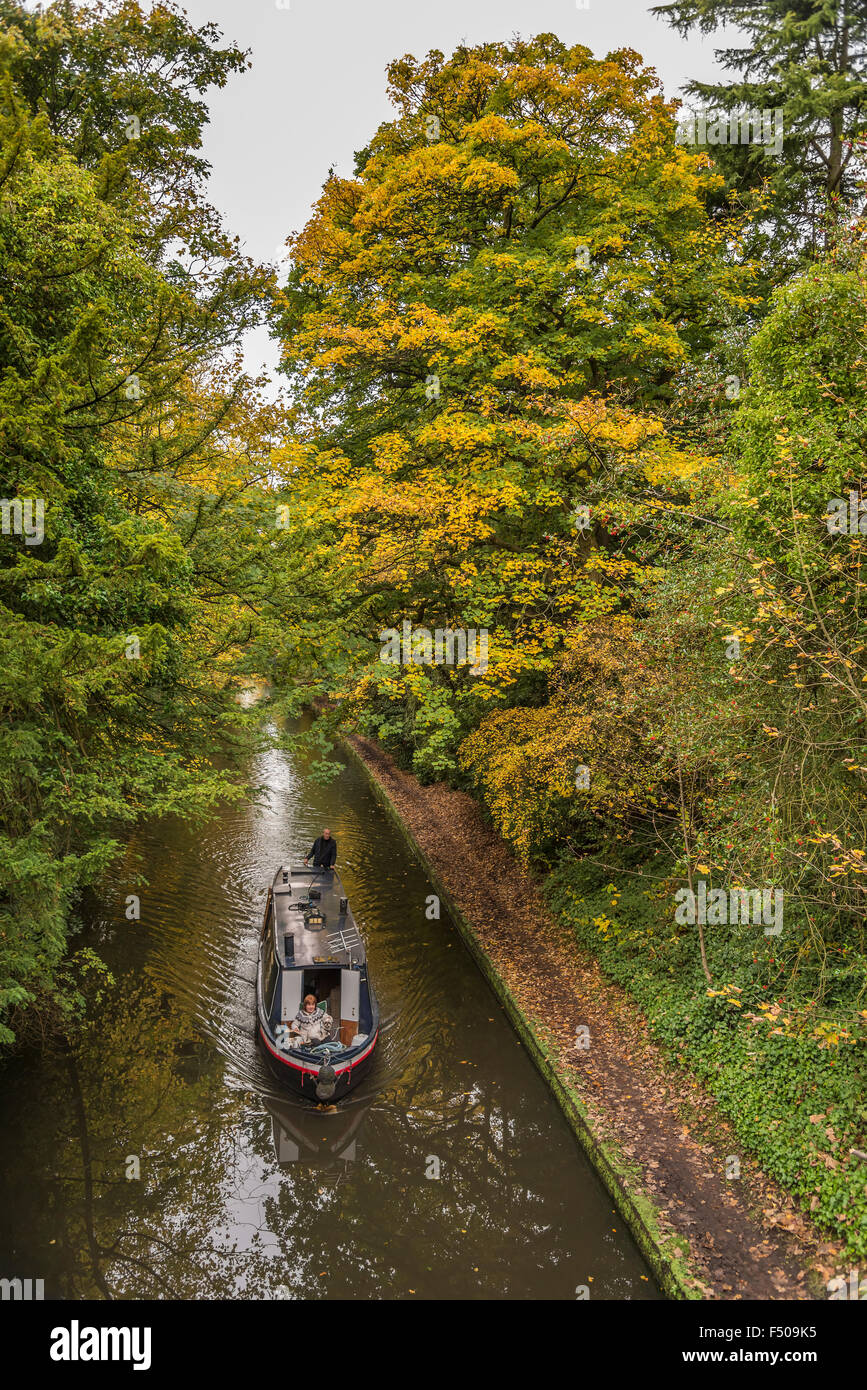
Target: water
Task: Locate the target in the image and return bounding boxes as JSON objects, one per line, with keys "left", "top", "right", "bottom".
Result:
{"left": 0, "top": 719, "right": 659, "bottom": 1300}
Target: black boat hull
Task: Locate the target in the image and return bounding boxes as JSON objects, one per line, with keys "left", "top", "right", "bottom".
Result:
{"left": 259, "top": 1024, "right": 378, "bottom": 1099}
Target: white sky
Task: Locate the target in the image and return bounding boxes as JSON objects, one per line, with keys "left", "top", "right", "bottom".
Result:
{"left": 156, "top": 0, "right": 736, "bottom": 380}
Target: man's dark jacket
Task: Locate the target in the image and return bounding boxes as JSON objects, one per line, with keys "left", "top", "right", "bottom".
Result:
{"left": 308, "top": 836, "right": 337, "bottom": 868}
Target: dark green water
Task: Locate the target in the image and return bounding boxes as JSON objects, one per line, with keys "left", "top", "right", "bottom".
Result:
{"left": 0, "top": 720, "right": 659, "bottom": 1300}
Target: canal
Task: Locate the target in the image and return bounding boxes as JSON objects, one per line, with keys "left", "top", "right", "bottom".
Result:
{"left": 0, "top": 720, "right": 659, "bottom": 1300}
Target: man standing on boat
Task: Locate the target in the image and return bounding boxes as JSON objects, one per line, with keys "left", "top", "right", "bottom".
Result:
{"left": 305, "top": 828, "right": 337, "bottom": 870}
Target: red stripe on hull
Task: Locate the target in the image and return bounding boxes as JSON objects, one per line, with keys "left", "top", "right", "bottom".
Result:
{"left": 259, "top": 1025, "right": 378, "bottom": 1077}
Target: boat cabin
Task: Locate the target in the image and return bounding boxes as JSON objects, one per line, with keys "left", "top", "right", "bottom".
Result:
{"left": 259, "top": 865, "right": 374, "bottom": 1053}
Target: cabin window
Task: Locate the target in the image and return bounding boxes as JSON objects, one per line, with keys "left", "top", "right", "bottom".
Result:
{"left": 263, "top": 953, "right": 279, "bottom": 1017}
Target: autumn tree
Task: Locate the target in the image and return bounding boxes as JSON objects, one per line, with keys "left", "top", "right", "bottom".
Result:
{"left": 273, "top": 34, "right": 756, "bottom": 778}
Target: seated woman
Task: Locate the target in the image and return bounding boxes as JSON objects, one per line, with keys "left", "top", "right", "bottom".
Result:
{"left": 287, "top": 993, "right": 334, "bottom": 1047}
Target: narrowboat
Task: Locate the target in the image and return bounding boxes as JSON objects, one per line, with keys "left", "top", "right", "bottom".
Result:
{"left": 256, "top": 864, "right": 379, "bottom": 1102}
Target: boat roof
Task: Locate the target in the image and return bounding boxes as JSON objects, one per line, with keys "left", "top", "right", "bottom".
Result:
{"left": 271, "top": 864, "right": 366, "bottom": 969}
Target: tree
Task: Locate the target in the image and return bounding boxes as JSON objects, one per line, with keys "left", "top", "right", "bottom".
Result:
{"left": 0, "top": 0, "right": 249, "bottom": 254}
{"left": 0, "top": 6, "right": 281, "bottom": 1043}
{"left": 273, "top": 33, "right": 755, "bottom": 778}
{"left": 458, "top": 616, "right": 664, "bottom": 861}
{"left": 653, "top": 0, "right": 867, "bottom": 254}
{"left": 617, "top": 227, "right": 867, "bottom": 992}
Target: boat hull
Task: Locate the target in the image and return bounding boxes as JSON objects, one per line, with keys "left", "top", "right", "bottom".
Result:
{"left": 258, "top": 1024, "right": 379, "bottom": 1100}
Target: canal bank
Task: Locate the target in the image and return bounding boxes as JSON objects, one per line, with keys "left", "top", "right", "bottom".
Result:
{"left": 344, "top": 733, "right": 831, "bottom": 1301}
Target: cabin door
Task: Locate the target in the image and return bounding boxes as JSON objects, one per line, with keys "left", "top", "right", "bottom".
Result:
{"left": 281, "top": 969, "right": 302, "bottom": 1022}
{"left": 339, "top": 968, "right": 360, "bottom": 1046}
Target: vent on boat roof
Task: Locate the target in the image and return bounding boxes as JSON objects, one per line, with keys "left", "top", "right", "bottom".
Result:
{"left": 326, "top": 926, "right": 361, "bottom": 954}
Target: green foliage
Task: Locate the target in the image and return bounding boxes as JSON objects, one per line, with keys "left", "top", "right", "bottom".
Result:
{"left": 0, "top": 0, "right": 249, "bottom": 252}
{"left": 0, "top": 4, "right": 276, "bottom": 1043}
{"left": 733, "top": 247, "right": 867, "bottom": 575}
{"left": 548, "top": 856, "right": 867, "bottom": 1259}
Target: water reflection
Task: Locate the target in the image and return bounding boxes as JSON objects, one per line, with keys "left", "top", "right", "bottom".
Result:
{"left": 266, "top": 1094, "right": 374, "bottom": 1166}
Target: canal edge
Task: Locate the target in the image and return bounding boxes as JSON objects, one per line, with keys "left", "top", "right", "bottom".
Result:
{"left": 342, "top": 734, "right": 701, "bottom": 1300}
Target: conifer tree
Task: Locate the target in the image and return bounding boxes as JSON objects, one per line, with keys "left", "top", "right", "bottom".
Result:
{"left": 653, "top": 1, "right": 867, "bottom": 253}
